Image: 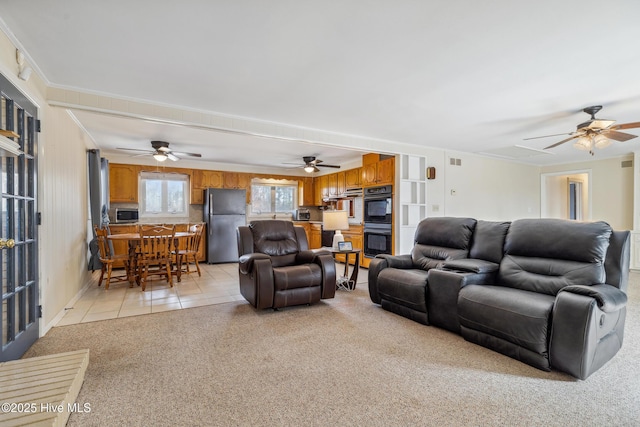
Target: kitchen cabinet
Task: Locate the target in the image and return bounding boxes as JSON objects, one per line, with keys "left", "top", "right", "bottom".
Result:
{"left": 191, "top": 170, "right": 224, "bottom": 204}
{"left": 376, "top": 157, "right": 395, "bottom": 185}
{"left": 223, "top": 172, "right": 252, "bottom": 203}
{"left": 293, "top": 221, "right": 311, "bottom": 244}
{"left": 299, "top": 177, "right": 315, "bottom": 206}
{"left": 327, "top": 173, "right": 338, "bottom": 198}
{"left": 336, "top": 171, "right": 346, "bottom": 196}
{"left": 313, "top": 175, "right": 329, "bottom": 205}
{"left": 345, "top": 168, "right": 361, "bottom": 189}
{"left": 109, "top": 164, "right": 139, "bottom": 203}
{"left": 334, "top": 224, "right": 363, "bottom": 264}
{"left": 309, "top": 223, "right": 322, "bottom": 249}
{"left": 362, "top": 155, "right": 395, "bottom": 186}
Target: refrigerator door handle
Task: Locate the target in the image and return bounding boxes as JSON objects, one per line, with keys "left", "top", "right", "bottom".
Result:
{"left": 209, "top": 192, "right": 213, "bottom": 216}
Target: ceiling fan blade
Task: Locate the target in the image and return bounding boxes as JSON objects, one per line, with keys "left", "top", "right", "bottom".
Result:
{"left": 171, "top": 151, "right": 202, "bottom": 158}
{"left": 611, "top": 121, "right": 640, "bottom": 130}
{"left": 523, "top": 132, "right": 575, "bottom": 141}
{"left": 117, "top": 147, "right": 154, "bottom": 153}
{"left": 603, "top": 130, "right": 638, "bottom": 142}
{"left": 316, "top": 164, "right": 341, "bottom": 168}
{"left": 166, "top": 152, "right": 179, "bottom": 161}
{"left": 544, "top": 135, "right": 580, "bottom": 150}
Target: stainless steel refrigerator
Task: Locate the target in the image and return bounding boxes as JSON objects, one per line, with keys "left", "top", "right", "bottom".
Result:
{"left": 203, "top": 188, "right": 247, "bottom": 263}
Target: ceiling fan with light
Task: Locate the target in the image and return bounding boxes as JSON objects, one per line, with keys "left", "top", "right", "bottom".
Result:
{"left": 117, "top": 140, "right": 202, "bottom": 162}
{"left": 285, "top": 156, "right": 341, "bottom": 173}
{"left": 524, "top": 106, "right": 640, "bottom": 155}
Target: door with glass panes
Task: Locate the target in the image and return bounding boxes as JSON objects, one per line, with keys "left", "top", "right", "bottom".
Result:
{"left": 0, "top": 73, "right": 39, "bottom": 362}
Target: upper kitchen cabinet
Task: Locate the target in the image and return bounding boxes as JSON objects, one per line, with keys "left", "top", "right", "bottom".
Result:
{"left": 109, "top": 164, "right": 139, "bottom": 203}
{"left": 223, "top": 172, "right": 252, "bottom": 189}
{"left": 299, "top": 177, "right": 315, "bottom": 206}
{"left": 327, "top": 173, "right": 338, "bottom": 198}
{"left": 336, "top": 171, "right": 346, "bottom": 196}
{"left": 345, "top": 167, "right": 361, "bottom": 189}
{"left": 362, "top": 154, "right": 395, "bottom": 186}
{"left": 314, "top": 175, "right": 329, "bottom": 205}
{"left": 191, "top": 170, "right": 223, "bottom": 204}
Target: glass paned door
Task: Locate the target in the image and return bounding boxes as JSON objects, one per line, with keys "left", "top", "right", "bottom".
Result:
{"left": 0, "top": 73, "right": 38, "bottom": 362}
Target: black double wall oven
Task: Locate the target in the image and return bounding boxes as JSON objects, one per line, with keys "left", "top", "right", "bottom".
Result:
{"left": 363, "top": 185, "right": 393, "bottom": 258}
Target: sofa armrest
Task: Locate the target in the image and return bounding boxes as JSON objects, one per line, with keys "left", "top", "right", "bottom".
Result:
{"left": 559, "top": 284, "right": 627, "bottom": 313}
{"left": 427, "top": 268, "right": 496, "bottom": 333}
{"left": 442, "top": 258, "right": 499, "bottom": 274}
{"left": 367, "top": 254, "right": 413, "bottom": 304}
{"left": 376, "top": 254, "right": 414, "bottom": 269}
{"left": 238, "top": 253, "right": 271, "bottom": 275}
{"left": 550, "top": 284, "right": 627, "bottom": 380}
{"left": 314, "top": 253, "right": 337, "bottom": 300}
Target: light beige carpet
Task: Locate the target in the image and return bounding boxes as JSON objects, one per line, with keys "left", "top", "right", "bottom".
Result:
{"left": 25, "top": 277, "right": 640, "bottom": 426}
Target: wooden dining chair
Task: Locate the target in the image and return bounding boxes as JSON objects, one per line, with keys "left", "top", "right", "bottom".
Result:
{"left": 137, "top": 224, "right": 176, "bottom": 291}
{"left": 175, "top": 222, "right": 205, "bottom": 281}
{"left": 94, "top": 225, "right": 131, "bottom": 290}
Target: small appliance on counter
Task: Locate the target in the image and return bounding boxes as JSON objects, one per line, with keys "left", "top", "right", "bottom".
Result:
{"left": 295, "top": 208, "right": 311, "bottom": 221}
{"left": 114, "top": 208, "right": 139, "bottom": 223}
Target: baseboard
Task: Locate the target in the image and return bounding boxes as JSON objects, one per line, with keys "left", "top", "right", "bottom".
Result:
{"left": 41, "top": 273, "right": 96, "bottom": 336}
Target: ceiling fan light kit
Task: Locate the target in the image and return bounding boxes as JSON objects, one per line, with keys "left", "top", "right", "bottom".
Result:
{"left": 153, "top": 152, "right": 168, "bottom": 162}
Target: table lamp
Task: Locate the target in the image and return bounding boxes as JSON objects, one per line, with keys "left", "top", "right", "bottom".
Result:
{"left": 323, "top": 210, "right": 349, "bottom": 250}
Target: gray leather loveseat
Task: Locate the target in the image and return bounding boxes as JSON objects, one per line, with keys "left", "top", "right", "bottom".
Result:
{"left": 368, "top": 217, "right": 630, "bottom": 379}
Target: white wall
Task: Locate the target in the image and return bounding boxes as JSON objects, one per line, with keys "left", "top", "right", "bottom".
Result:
{"left": 541, "top": 155, "right": 633, "bottom": 230}
{"left": 440, "top": 152, "right": 541, "bottom": 220}
{"left": 39, "top": 106, "right": 95, "bottom": 330}
{"left": 0, "top": 31, "right": 95, "bottom": 334}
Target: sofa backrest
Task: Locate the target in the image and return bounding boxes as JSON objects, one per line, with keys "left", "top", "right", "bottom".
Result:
{"left": 469, "top": 220, "right": 510, "bottom": 263}
{"left": 411, "top": 217, "right": 476, "bottom": 270}
{"left": 498, "top": 218, "right": 611, "bottom": 295}
{"left": 249, "top": 220, "right": 300, "bottom": 267}
{"left": 605, "top": 230, "right": 630, "bottom": 292}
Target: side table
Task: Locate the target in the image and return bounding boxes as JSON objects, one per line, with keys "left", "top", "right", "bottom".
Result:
{"left": 317, "top": 247, "right": 361, "bottom": 291}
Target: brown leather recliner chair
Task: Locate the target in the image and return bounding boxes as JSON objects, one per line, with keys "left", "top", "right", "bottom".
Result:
{"left": 237, "top": 220, "right": 336, "bottom": 309}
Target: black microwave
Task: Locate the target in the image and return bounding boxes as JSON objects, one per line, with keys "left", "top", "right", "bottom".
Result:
{"left": 115, "top": 208, "right": 139, "bottom": 223}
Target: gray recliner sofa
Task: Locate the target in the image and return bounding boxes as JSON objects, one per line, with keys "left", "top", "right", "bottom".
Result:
{"left": 368, "top": 217, "right": 630, "bottom": 380}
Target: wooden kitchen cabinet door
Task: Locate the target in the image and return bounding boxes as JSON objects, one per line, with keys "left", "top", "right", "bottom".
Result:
{"left": 109, "top": 164, "right": 139, "bottom": 203}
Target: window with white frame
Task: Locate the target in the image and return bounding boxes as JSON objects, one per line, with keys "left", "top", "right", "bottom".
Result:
{"left": 251, "top": 179, "right": 297, "bottom": 214}
{"left": 139, "top": 172, "right": 189, "bottom": 219}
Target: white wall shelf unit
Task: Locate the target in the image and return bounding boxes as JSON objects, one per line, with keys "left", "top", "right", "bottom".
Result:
{"left": 398, "top": 154, "right": 428, "bottom": 254}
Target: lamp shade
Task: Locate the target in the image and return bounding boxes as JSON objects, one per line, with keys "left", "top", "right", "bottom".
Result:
{"left": 323, "top": 210, "right": 349, "bottom": 231}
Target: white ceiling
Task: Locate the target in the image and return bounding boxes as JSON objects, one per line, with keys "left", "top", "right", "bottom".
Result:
{"left": 2, "top": 0, "right": 640, "bottom": 167}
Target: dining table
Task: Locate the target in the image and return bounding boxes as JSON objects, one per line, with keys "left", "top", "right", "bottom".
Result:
{"left": 107, "top": 231, "right": 194, "bottom": 287}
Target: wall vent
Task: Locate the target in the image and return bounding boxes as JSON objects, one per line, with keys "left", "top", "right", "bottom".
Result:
{"left": 449, "top": 158, "right": 462, "bottom": 166}
{"left": 621, "top": 160, "right": 633, "bottom": 168}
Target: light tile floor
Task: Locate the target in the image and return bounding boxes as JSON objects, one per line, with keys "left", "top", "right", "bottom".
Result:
{"left": 57, "top": 263, "right": 244, "bottom": 326}
{"left": 57, "top": 261, "right": 367, "bottom": 326}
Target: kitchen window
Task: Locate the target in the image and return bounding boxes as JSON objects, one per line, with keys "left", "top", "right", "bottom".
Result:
{"left": 139, "top": 172, "right": 189, "bottom": 219}
{"left": 251, "top": 179, "right": 297, "bottom": 214}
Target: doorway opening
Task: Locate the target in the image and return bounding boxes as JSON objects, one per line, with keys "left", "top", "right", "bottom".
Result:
{"left": 540, "top": 170, "right": 591, "bottom": 221}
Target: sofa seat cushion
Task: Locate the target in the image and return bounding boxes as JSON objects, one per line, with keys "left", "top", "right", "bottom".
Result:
{"left": 458, "top": 285, "right": 555, "bottom": 355}
{"left": 273, "top": 264, "right": 322, "bottom": 291}
{"left": 378, "top": 268, "right": 429, "bottom": 313}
